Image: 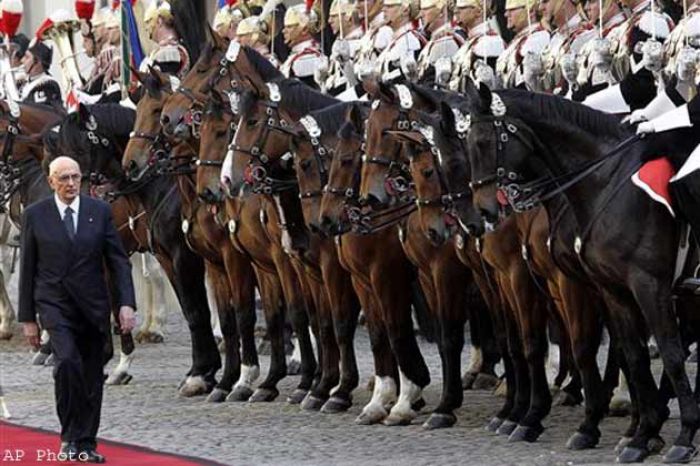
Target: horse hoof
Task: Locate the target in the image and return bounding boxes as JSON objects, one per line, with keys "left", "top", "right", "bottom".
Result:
{"left": 554, "top": 390, "right": 581, "bottom": 407}
{"left": 206, "top": 388, "right": 230, "bottom": 403}
{"left": 32, "top": 352, "right": 50, "bottom": 366}
{"left": 105, "top": 372, "right": 132, "bottom": 386}
{"left": 287, "top": 388, "right": 308, "bottom": 405}
{"left": 321, "top": 396, "right": 352, "bottom": 414}
{"left": 355, "top": 408, "right": 386, "bottom": 425}
{"left": 301, "top": 394, "right": 326, "bottom": 411}
{"left": 648, "top": 436, "right": 666, "bottom": 454}
{"left": 485, "top": 417, "right": 505, "bottom": 432}
{"left": 179, "top": 378, "right": 210, "bottom": 397}
{"left": 227, "top": 385, "right": 254, "bottom": 402}
{"left": 422, "top": 413, "right": 457, "bottom": 430}
{"left": 615, "top": 437, "right": 633, "bottom": 454}
{"left": 473, "top": 373, "right": 500, "bottom": 391}
{"left": 493, "top": 379, "right": 508, "bottom": 398}
{"left": 617, "top": 446, "right": 649, "bottom": 463}
{"left": 462, "top": 372, "right": 478, "bottom": 390}
{"left": 287, "top": 360, "right": 301, "bottom": 376}
{"left": 609, "top": 398, "right": 633, "bottom": 417}
{"left": 508, "top": 424, "right": 544, "bottom": 443}
{"left": 382, "top": 412, "right": 414, "bottom": 426}
{"left": 566, "top": 431, "right": 599, "bottom": 450}
{"left": 248, "top": 387, "right": 278, "bottom": 402}
{"left": 497, "top": 420, "right": 518, "bottom": 436}
{"left": 411, "top": 398, "right": 426, "bottom": 412}
{"left": 663, "top": 445, "right": 698, "bottom": 464}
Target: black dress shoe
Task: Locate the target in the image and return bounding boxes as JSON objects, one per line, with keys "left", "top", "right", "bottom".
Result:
{"left": 59, "top": 441, "right": 79, "bottom": 461}
{"left": 78, "top": 447, "right": 106, "bottom": 464}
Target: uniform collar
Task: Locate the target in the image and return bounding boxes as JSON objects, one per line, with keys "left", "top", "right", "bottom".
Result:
{"left": 393, "top": 22, "right": 415, "bottom": 39}
{"left": 291, "top": 38, "right": 318, "bottom": 53}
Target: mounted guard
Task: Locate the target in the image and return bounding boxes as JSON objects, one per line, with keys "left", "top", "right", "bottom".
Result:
{"left": 416, "top": 0, "right": 466, "bottom": 87}
{"left": 374, "top": 0, "right": 426, "bottom": 83}
{"left": 449, "top": 0, "right": 506, "bottom": 91}
{"left": 280, "top": 0, "right": 324, "bottom": 88}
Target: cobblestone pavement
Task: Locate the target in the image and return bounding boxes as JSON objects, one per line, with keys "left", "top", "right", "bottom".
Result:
{"left": 1, "top": 297, "right": 695, "bottom": 466}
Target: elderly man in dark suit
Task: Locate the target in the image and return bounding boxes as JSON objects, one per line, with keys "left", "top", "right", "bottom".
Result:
{"left": 19, "top": 156, "right": 136, "bottom": 463}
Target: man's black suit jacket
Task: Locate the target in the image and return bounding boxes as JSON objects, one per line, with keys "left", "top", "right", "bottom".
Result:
{"left": 18, "top": 195, "right": 136, "bottom": 332}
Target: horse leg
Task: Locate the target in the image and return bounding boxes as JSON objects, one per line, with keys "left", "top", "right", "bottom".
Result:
{"left": 380, "top": 268, "right": 431, "bottom": 427}
{"left": 205, "top": 264, "right": 242, "bottom": 403}
{"left": 163, "top": 249, "right": 221, "bottom": 396}
{"left": 559, "top": 280, "right": 608, "bottom": 450}
{"left": 355, "top": 281, "right": 399, "bottom": 425}
{"left": 507, "top": 268, "right": 551, "bottom": 443}
{"left": 467, "top": 286, "right": 501, "bottom": 390}
{"left": 423, "top": 260, "right": 468, "bottom": 430}
{"left": 633, "top": 278, "right": 700, "bottom": 463}
{"left": 0, "top": 270, "right": 14, "bottom": 340}
{"left": 221, "top": 248, "right": 258, "bottom": 403}
{"left": 320, "top": 252, "right": 361, "bottom": 414}
{"left": 302, "top": 276, "right": 341, "bottom": 411}
{"left": 146, "top": 256, "right": 168, "bottom": 342}
{"left": 247, "top": 270, "right": 286, "bottom": 403}
{"left": 600, "top": 289, "right": 664, "bottom": 463}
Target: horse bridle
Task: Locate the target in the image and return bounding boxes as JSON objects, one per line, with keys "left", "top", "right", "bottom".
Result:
{"left": 230, "top": 83, "right": 297, "bottom": 194}
{"left": 297, "top": 115, "right": 334, "bottom": 200}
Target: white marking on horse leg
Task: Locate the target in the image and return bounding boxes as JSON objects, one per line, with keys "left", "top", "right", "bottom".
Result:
{"left": 105, "top": 351, "right": 135, "bottom": 385}
{"left": 547, "top": 342, "right": 561, "bottom": 386}
{"left": 387, "top": 370, "right": 422, "bottom": 421}
{"left": 233, "top": 364, "right": 260, "bottom": 391}
{"left": 180, "top": 375, "right": 209, "bottom": 396}
{"left": 358, "top": 376, "right": 397, "bottom": 422}
{"left": 610, "top": 371, "right": 631, "bottom": 412}
{"left": 466, "top": 345, "right": 483, "bottom": 374}
{"left": 288, "top": 336, "right": 301, "bottom": 363}
{"left": 0, "top": 396, "right": 11, "bottom": 419}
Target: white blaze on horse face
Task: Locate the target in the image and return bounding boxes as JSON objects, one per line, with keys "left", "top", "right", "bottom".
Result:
{"left": 220, "top": 118, "right": 243, "bottom": 187}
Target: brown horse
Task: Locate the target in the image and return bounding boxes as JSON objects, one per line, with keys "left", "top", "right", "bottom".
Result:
{"left": 195, "top": 87, "right": 319, "bottom": 404}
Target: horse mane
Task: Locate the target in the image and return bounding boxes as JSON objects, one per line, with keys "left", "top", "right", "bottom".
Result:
{"left": 84, "top": 104, "right": 136, "bottom": 137}
{"left": 498, "top": 89, "right": 625, "bottom": 139}
{"left": 57, "top": 104, "right": 135, "bottom": 152}
{"left": 308, "top": 102, "right": 368, "bottom": 136}
{"left": 279, "top": 79, "right": 338, "bottom": 116}
{"left": 242, "top": 46, "right": 283, "bottom": 82}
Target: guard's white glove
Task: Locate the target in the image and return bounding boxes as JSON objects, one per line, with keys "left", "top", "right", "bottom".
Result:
{"left": 560, "top": 53, "right": 578, "bottom": 84}
{"left": 636, "top": 121, "right": 655, "bottom": 135}
{"left": 332, "top": 38, "right": 351, "bottom": 63}
{"left": 313, "top": 56, "right": 330, "bottom": 86}
{"left": 641, "top": 39, "right": 664, "bottom": 73}
{"left": 474, "top": 61, "right": 496, "bottom": 89}
{"left": 628, "top": 109, "right": 648, "bottom": 125}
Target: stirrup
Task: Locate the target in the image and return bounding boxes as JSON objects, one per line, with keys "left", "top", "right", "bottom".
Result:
{"left": 678, "top": 277, "right": 700, "bottom": 294}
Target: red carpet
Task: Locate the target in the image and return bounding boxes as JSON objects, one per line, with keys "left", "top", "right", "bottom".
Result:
{"left": 0, "top": 421, "right": 227, "bottom": 465}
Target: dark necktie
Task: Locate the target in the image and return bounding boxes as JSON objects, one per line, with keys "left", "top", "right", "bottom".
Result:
{"left": 63, "top": 206, "right": 75, "bottom": 241}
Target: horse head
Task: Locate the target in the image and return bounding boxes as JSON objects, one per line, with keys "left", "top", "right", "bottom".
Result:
{"left": 123, "top": 68, "right": 174, "bottom": 181}
{"left": 160, "top": 33, "right": 228, "bottom": 139}
{"left": 197, "top": 87, "right": 236, "bottom": 204}
{"left": 319, "top": 103, "right": 367, "bottom": 236}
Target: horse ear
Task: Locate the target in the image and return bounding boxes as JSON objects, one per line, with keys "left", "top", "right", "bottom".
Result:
{"left": 440, "top": 102, "right": 456, "bottom": 137}
{"left": 77, "top": 103, "right": 91, "bottom": 125}
{"left": 463, "top": 78, "right": 480, "bottom": 103}
{"left": 131, "top": 66, "right": 148, "bottom": 85}
{"left": 477, "top": 81, "right": 492, "bottom": 108}
{"left": 347, "top": 103, "right": 364, "bottom": 133}
{"left": 377, "top": 81, "right": 396, "bottom": 102}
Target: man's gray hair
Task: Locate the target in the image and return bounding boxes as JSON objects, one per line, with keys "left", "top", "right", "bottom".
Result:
{"left": 48, "top": 156, "right": 81, "bottom": 177}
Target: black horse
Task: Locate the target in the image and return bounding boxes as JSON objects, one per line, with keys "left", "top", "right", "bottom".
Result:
{"left": 464, "top": 83, "right": 699, "bottom": 464}
{"left": 47, "top": 103, "right": 222, "bottom": 396}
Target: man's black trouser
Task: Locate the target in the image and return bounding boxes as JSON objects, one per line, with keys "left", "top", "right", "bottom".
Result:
{"left": 48, "top": 318, "right": 106, "bottom": 447}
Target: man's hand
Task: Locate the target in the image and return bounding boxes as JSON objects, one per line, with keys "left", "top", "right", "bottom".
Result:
{"left": 22, "top": 322, "right": 40, "bottom": 350}
{"left": 119, "top": 306, "right": 136, "bottom": 333}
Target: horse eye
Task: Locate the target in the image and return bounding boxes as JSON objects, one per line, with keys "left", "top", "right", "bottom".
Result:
{"left": 299, "top": 159, "right": 312, "bottom": 170}
{"left": 215, "top": 130, "right": 227, "bottom": 138}
{"left": 422, "top": 168, "right": 434, "bottom": 178}
{"left": 247, "top": 119, "right": 258, "bottom": 126}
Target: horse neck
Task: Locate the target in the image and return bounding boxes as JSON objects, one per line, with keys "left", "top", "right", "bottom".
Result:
{"left": 528, "top": 120, "right": 633, "bottom": 228}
